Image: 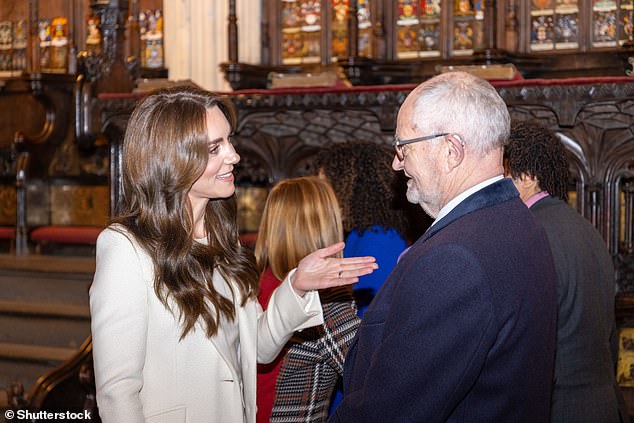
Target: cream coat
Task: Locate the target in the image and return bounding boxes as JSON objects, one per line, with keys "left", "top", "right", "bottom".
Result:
{"left": 90, "top": 227, "right": 323, "bottom": 423}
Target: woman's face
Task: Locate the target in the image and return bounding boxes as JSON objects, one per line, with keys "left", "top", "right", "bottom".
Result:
{"left": 188, "top": 106, "right": 240, "bottom": 204}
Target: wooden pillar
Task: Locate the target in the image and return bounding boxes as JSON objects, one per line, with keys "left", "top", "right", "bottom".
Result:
{"left": 623, "top": 182, "right": 634, "bottom": 254}
{"left": 128, "top": 0, "right": 141, "bottom": 63}
{"left": 14, "top": 153, "right": 29, "bottom": 256}
{"left": 27, "top": 0, "right": 40, "bottom": 74}
{"left": 505, "top": 0, "right": 519, "bottom": 52}
{"left": 474, "top": 0, "right": 508, "bottom": 64}
{"left": 83, "top": 0, "right": 136, "bottom": 93}
{"left": 483, "top": 0, "right": 497, "bottom": 51}
{"left": 348, "top": 0, "right": 359, "bottom": 58}
{"left": 374, "top": 0, "right": 386, "bottom": 59}
{"left": 228, "top": 0, "right": 238, "bottom": 64}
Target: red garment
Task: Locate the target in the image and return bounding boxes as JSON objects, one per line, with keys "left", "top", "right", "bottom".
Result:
{"left": 256, "top": 268, "right": 285, "bottom": 423}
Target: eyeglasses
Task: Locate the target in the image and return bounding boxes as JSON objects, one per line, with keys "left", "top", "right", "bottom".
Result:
{"left": 392, "top": 133, "right": 450, "bottom": 161}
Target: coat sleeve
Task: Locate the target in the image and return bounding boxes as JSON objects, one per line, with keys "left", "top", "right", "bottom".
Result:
{"left": 90, "top": 228, "right": 148, "bottom": 423}
{"left": 298, "top": 286, "right": 361, "bottom": 375}
{"left": 257, "top": 269, "right": 324, "bottom": 363}
{"left": 331, "top": 245, "right": 496, "bottom": 423}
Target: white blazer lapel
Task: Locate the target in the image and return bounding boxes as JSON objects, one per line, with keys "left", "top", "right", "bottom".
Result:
{"left": 203, "top": 271, "right": 241, "bottom": 382}
{"left": 237, "top": 296, "right": 259, "bottom": 422}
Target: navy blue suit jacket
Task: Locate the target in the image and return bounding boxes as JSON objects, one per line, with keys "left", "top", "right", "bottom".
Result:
{"left": 330, "top": 179, "right": 558, "bottom": 423}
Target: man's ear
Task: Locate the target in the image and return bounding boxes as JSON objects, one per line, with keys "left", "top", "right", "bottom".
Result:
{"left": 512, "top": 173, "right": 541, "bottom": 202}
{"left": 445, "top": 134, "right": 465, "bottom": 170}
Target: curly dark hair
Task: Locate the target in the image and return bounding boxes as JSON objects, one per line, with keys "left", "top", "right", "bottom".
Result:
{"left": 505, "top": 121, "right": 569, "bottom": 201}
{"left": 314, "top": 140, "right": 409, "bottom": 236}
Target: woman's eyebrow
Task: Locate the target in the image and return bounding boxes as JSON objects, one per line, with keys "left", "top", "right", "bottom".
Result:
{"left": 208, "top": 137, "right": 223, "bottom": 145}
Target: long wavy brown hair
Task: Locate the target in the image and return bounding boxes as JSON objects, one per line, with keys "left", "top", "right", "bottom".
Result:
{"left": 114, "top": 85, "right": 259, "bottom": 339}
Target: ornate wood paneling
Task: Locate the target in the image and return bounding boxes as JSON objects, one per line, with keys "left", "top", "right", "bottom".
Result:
{"left": 233, "top": 109, "right": 392, "bottom": 184}
{"left": 0, "top": 74, "right": 76, "bottom": 179}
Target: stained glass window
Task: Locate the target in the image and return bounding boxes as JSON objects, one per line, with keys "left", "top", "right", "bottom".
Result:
{"left": 530, "top": 0, "right": 555, "bottom": 50}
{"left": 593, "top": 0, "right": 617, "bottom": 47}
{"left": 452, "top": 0, "right": 484, "bottom": 56}
{"left": 555, "top": 0, "right": 579, "bottom": 49}
{"left": 357, "top": 0, "right": 373, "bottom": 57}
{"left": 271, "top": 0, "right": 631, "bottom": 67}
{"left": 620, "top": 0, "right": 634, "bottom": 44}
{"left": 529, "top": 0, "right": 579, "bottom": 50}
{"left": 331, "top": 0, "right": 349, "bottom": 58}
{"left": 396, "top": 0, "right": 442, "bottom": 58}
{"left": 281, "top": 0, "right": 322, "bottom": 64}
{"left": 330, "top": 0, "right": 374, "bottom": 60}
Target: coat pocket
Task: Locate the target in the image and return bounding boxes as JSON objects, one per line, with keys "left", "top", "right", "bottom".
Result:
{"left": 146, "top": 405, "right": 186, "bottom": 423}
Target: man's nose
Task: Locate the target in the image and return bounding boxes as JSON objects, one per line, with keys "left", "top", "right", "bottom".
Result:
{"left": 392, "top": 154, "right": 403, "bottom": 171}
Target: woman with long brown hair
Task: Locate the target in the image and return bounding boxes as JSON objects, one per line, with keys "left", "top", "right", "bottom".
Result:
{"left": 89, "top": 86, "right": 376, "bottom": 423}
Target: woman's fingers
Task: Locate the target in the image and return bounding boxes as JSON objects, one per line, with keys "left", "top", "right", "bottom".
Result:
{"left": 292, "top": 244, "right": 378, "bottom": 295}
{"left": 327, "top": 263, "right": 378, "bottom": 286}
{"left": 340, "top": 256, "right": 377, "bottom": 264}
{"left": 316, "top": 242, "right": 346, "bottom": 258}
{"left": 338, "top": 261, "right": 379, "bottom": 273}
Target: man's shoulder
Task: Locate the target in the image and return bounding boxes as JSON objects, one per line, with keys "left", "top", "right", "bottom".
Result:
{"left": 531, "top": 197, "right": 598, "bottom": 233}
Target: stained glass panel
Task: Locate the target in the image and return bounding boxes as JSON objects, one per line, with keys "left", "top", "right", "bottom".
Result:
{"left": 358, "top": 0, "right": 373, "bottom": 57}
{"left": 593, "top": 8, "right": 617, "bottom": 47}
{"left": 530, "top": 0, "right": 555, "bottom": 51}
{"left": 591, "top": 0, "right": 634, "bottom": 48}
{"left": 330, "top": 0, "right": 374, "bottom": 60}
{"left": 451, "top": 0, "right": 484, "bottom": 56}
{"left": 555, "top": 0, "right": 579, "bottom": 49}
{"left": 396, "top": 0, "right": 441, "bottom": 58}
{"left": 620, "top": 0, "right": 634, "bottom": 44}
{"left": 281, "top": 0, "right": 321, "bottom": 64}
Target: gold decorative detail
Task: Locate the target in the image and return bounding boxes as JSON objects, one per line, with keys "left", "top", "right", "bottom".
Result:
{"left": 236, "top": 187, "right": 269, "bottom": 233}
{"left": 0, "top": 186, "right": 16, "bottom": 225}
{"left": 50, "top": 185, "right": 109, "bottom": 226}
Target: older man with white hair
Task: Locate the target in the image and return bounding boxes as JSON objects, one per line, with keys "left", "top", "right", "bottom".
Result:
{"left": 330, "top": 72, "right": 558, "bottom": 423}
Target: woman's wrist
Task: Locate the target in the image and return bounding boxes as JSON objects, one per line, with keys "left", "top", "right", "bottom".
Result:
{"left": 289, "top": 270, "right": 307, "bottom": 297}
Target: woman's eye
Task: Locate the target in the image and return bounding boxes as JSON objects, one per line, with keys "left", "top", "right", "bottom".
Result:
{"left": 209, "top": 145, "right": 220, "bottom": 155}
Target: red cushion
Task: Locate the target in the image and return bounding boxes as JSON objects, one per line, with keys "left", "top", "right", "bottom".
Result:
{"left": 30, "top": 226, "right": 103, "bottom": 245}
{"left": 0, "top": 227, "right": 15, "bottom": 239}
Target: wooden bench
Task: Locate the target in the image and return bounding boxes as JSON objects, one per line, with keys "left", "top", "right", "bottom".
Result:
{"left": 30, "top": 226, "right": 103, "bottom": 255}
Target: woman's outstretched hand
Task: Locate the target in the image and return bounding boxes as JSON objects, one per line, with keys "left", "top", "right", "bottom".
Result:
{"left": 291, "top": 242, "right": 378, "bottom": 297}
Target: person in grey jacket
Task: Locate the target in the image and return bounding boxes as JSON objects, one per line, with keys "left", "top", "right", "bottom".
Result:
{"left": 505, "top": 120, "right": 629, "bottom": 423}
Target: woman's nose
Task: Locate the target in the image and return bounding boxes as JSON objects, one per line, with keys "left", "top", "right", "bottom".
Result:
{"left": 226, "top": 143, "right": 240, "bottom": 164}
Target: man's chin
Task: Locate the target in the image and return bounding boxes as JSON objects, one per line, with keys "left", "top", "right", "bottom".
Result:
{"left": 406, "top": 188, "right": 421, "bottom": 205}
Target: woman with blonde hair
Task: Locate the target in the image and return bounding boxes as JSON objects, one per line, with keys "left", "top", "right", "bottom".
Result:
{"left": 89, "top": 86, "right": 376, "bottom": 423}
{"left": 255, "top": 176, "right": 360, "bottom": 423}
